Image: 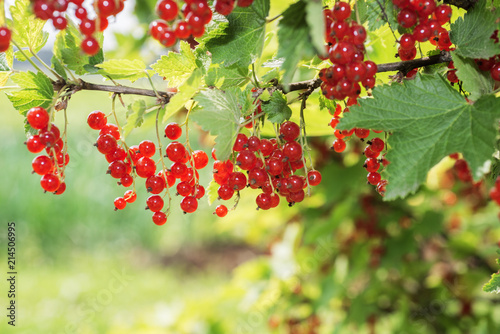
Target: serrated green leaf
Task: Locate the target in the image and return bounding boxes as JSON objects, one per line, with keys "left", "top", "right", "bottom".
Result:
{"left": 152, "top": 41, "right": 198, "bottom": 87}
{"left": 191, "top": 88, "right": 243, "bottom": 161}
{"left": 54, "top": 25, "right": 88, "bottom": 75}
{"left": 277, "top": 0, "right": 318, "bottom": 85}
{"left": 206, "top": 63, "right": 250, "bottom": 89}
{"left": 337, "top": 73, "right": 499, "bottom": 200}
{"left": 261, "top": 90, "right": 292, "bottom": 123}
{"left": 123, "top": 100, "right": 147, "bottom": 138}
{"left": 357, "top": 0, "right": 397, "bottom": 31}
{"left": 7, "top": 71, "right": 54, "bottom": 115}
{"left": 205, "top": 0, "right": 270, "bottom": 68}
{"left": 450, "top": 0, "right": 500, "bottom": 59}
{"left": 306, "top": 0, "right": 326, "bottom": 58}
{"left": 10, "top": 0, "right": 47, "bottom": 52}
{"left": 163, "top": 69, "right": 203, "bottom": 122}
{"left": 96, "top": 59, "right": 149, "bottom": 82}
{"left": 206, "top": 179, "right": 219, "bottom": 206}
{"left": 484, "top": 252, "right": 500, "bottom": 293}
{"left": 452, "top": 53, "right": 493, "bottom": 101}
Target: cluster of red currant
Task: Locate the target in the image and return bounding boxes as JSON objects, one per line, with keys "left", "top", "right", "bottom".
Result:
{"left": 328, "top": 104, "right": 389, "bottom": 195}
{"left": 394, "top": 0, "right": 452, "bottom": 65}
{"left": 320, "top": 1, "right": 377, "bottom": 101}
{"left": 88, "top": 111, "right": 209, "bottom": 225}
{"left": 0, "top": 26, "right": 12, "bottom": 52}
{"left": 25, "top": 107, "right": 68, "bottom": 195}
{"left": 149, "top": 0, "right": 254, "bottom": 47}
{"left": 31, "top": 0, "right": 125, "bottom": 55}
{"left": 211, "top": 120, "right": 322, "bottom": 216}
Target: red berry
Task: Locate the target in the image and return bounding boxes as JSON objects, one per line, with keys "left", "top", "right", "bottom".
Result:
{"left": 283, "top": 141, "right": 302, "bottom": 162}
{"left": 256, "top": 193, "right": 272, "bottom": 210}
{"left": 233, "top": 133, "right": 248, "bottom": 152}
{"left": 364, "top": 158, "right": 380, "bottom": 173}
{"left": 156, "top": 0, "right": 179, "bottom": 21}
{"left": 27, "top": 107, "right": 50, "bottom": 130}
{"left": 180, "top": 196, "right": 198, "bottom": 213}
{"left": 164, "top": 122, "right": 182, "bottom": 140}
{"left": 81, "top": 36, "right": 100, "bottom": 56}
{"left": 139, "top": 140, "right": 156, "bottom": 158}
{"left": 332, "top": 139, "right": 346, "bottom": 152}
{"left": 367, "top": 172, "right": 382, "bottom": 185}
{"left": 108, "top": 160, "right": 128, "bottom": 178}
{"left": 397, "top": 9, "right": 417, "bottom": 28}
{"left": 97, "top": 0, "right": 117, "bottom": 17}
{"left": 146, "top": 195, "right": 164, "bottom": 212}
{"left": 214, "top": 0, "right": 235, "bottom": 15}
{"left": 119, "top": 174, "right": 134, "bottom": 187}
{"left": 192, "top": 150, "right": 209, "bottom": 169}
{"left": 114, "top": 197, "right": 127, "bottom": 210}
{"left": 280, "top": 121, "right": 300, "bottom": 141}
{"left": 332, "top": 1, "right": 351, "bottom": 21}
{"left": 228, "top": 172, "right": 247, "bottom": 191}
{"left": 215, "top": 204, "right": 228, "bottom": 217}
{"left": 152, "top": 211, "right": 167, "bottom": 225}
{"left": 166, "top": 141, "right": 187, "bottom": 162}
{"left": 490, "top": 63, "right": 500, "bottom": 81}
{"left": 32, "top": 155, "right": 54, "bottom": 175}
{"left": 150, "top": 20, "right": 169, "bottom": 40}
{"left": 40, "top": 173, "right": 61, "bottom": 192}
{"left": 434, "top": 4, "right": 452, "bottom": 25}
{"left": 26, "top": 135, "right": 45, "bottom": 153}
{"left": 136, "top": 157, "right": 157, "bottom": 178}
{"left": 87, "top": 111, "right": 107, "bottom": 130}
{"left": 307, "top": 170, "right": 322, "bottom": 186}
{"left": 124, "top": 190, "right": 137, "bottom": 203}
{"left": 95, "top": 134, "right": 117, "bottom": 154}
{"left": 218, "top": 184, "right": 235, "bottom": 200}
{"left": 369, "top": 137, "right": 385, "bottom": 152}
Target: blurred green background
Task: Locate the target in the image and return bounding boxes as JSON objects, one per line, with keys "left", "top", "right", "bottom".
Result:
{"left": 2, "top": 1, "right": 500, "bottom": 333}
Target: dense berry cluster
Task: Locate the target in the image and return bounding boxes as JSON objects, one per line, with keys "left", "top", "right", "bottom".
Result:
{"left": 31, "top": 0, "right": 126, "bottom": 55}
{"left": 25, "top": 106, "right": 68, "bottom": 195}
{"left": 0, "top": 26, "right": 12, "bottom": 52}
{"left": 393, "top": 0, "right": 453, "bottom": 64}
{"left": 320, "top": 2, "right": 376, "bottom": 101}
{"left": 149, "top": 0, "right": 254, "bottom": 47}
{"left": 88, "top": 111, "right": 209, "bottom": 225}
{"left": 212, "top": 120, "right": 322, "bottom": 215}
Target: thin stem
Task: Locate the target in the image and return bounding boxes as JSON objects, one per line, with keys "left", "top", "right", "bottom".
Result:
{"left": 29, "top": 47, "right": 64, "bottom": 81}
{"left": 155, "top": 106, "right": 172, "bottom": 215}
{"left": 10, "top": 40, "right": 44, "bottom": 74}
{"left": 299, "top": 95, "right": 311, "bottom": 196}
{"left": 374, "top": 0, "right": 398, "bottom": 43}
{"left": 145, "top": 70, "right": 162, "bottom": 100}
{"left": 355, "top": 0, "right": 361, "bottom": 25}
{"left": 266, "top": 13, "right": 283, "bottom": 23}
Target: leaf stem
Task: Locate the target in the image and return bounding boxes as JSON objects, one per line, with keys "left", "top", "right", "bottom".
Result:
{"left": 10, "top": 40, "right": 44, "bottom": 74}
{"left": 29, "top": 47, "right": 64, "bottom": 81}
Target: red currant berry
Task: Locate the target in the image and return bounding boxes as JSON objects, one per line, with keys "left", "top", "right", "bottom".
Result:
{"left": 81, "top": 36, "right": 100, "bottom": 56}
{"left": 164, "top": 122, "right": 182, "bottom": 140}
{"left": 157, "top": 0, "right": 179, "bottom": 21}
{"left": 332, "top": 139, "right": 346, "bottom": 153}
{"left": 32, "top": 155, "right": 54, "bottom": 175}
{"left": 87, "top": 111, "right": 107, "bottom": 130}
{"left": 152, "top": 211, "right": 167, "bottom": 225}
{"left": 280, "top": 121, "right": 300, "bottom": 141}
{"left": 136, "top": 157, "right": 157, "bottom": 178}
{"left": 192, "top": 150, "right": 209, "bottom": 169}
{"left": 41, "top": 173, "right": 61, "bottom": 192}
{"left": 307, "top": 170, "right": 322, "bottom": 186}
{"left": 139, "top": 140, "right": 156, "bottom": 158}
{"left": 215, "top": 204, "right": 228, "bottom": 217}
{"left": 233, "top": 133, "right": 248, "bottom": 152}
{"left": 114, "top": 197, "right": 127, "bottom": 210}
{"left": 332, "top": 1, "right": 351, "bottom": 21}
{"left": 166, "top": 141, "right": 187, "bottom": 162}
{"left": 256, "top": 193, "right": 272, "bottom": 210}
{"left": 124, "top": 190, "right": 137, "bottom": 203}
{"left": 27, "top": 107, "right": 50, "bottom": 130}
{"left": 119, "top": 174, "right": 134, "bottom": 187}
{"left": 367, "top": 172, "right": 382, "bottom": 185}
{"left": 228, "top": 172, "right": 247, "bottom": 191}
{"left": 146, "top": 195, "right": 164, "bottom": 212}
{"left": 180, "top": 195, "right": 198, "bottom": 213}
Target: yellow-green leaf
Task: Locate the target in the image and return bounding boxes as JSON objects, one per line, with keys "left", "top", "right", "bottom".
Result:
{"left": 151, "top": 41, "right": 197, "bottom": 87}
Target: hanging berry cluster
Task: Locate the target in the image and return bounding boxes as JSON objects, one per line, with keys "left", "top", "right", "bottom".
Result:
{"left": 149, "top": 0, "right": 254, "bottom": 47}
{"left": 30, "top": 0, "right": 126, "bottom": 55}
{"left": 87, "top": 110, "right": 209, "bottom": 225}
{"left": 25, "top": 106, "right": 68, "bottom": 195}
{"left": 394, "top": 0, "right": 453, "bottom": 66}
{"left": 320, "top": 2, "right": 377, "bottom": 101}
{"left": 211, "top": 120, "right": 322, "bottom": 216}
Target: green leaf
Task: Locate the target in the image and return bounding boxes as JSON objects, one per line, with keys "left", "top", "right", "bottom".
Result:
{"left": 54, "top": 25, "right": 88, "bottom": 75}
{"left": 319, "top": 94, "right": 337, "bottom": 113}
{"left": 163, "top": 69, "right": 203, "bottom": 122}
{"left": 192, "top": 88, "right": 243, "bottom": 161}
{"left": 7, "top": 71, "right": 54, "bottom": 115}
{"left": 151, "top": 41, "right": 198, "bottom": 87}
{"left": 337, "top": 73, "right": 499, "bottom": 200}
{"left": 206, "top": 179, "right": 219, "bottom": 206}
{"left": 123, "top": 100, "right": 147, "bottom": 138}
{"left": 356, "top": 0, "right": 397, "bottom": 31}
{"left": 205, "top": 0, "right": 270, "bottom": 68}
{"left": 51, "top": 57, "right": 68, "bottom": 82}
{"left": 206, "top": 63, "right": 250, "bottom": 89}
{"left": 450, "top": 0, "right": 500, "bottom": 59}
{"left": 305, "top": 0, "right": 326, "bottom": 58}
{"left": 96, "top": 59, "right": 150, "bottom": 82}
{"left": 261, "top": 90, "right": 292, "bottom": 123}
{"left": 0, "top": 51, "right": 13, "bottom": 87}
{"left": 452, "top": 53, "right": 494, "bottom": 101}
{"left": 277, "top": 0, "right": 319, "bottom": 85}
{"left": 10, "top": 0, "right": 47, "bottom": 52}
{"left": 484, "top": 251, "right": 500, "bottom": 293}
